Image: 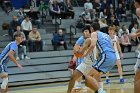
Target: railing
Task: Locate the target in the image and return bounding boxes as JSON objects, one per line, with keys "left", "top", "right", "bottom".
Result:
{"left": 54, "top": 18, "right": 62, "bottom": 32}
{"left": 69, "top": 25, "right": 77, "bottom": 44}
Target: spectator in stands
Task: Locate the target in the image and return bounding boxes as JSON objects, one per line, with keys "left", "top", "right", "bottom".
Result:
{"left": 84, "top": 0, "right": 93, "bottom": 11}
{"left": 99, "top": 8, "right": 108, "bottom": 19}
{"left": 26, "top": 7, "right": 41, "bottom": 28}
{"left": 116, "top": 3, "right": 127, "bottom": 22}
{"left": 131, "top": 23, "right": 139, "bottom": 45}
{"left": 51, "top": 29, "right": 68, "bottom": 51}
{"left": 59, "top": 0, "right": 68, "bottom": 19}
{"left": 21, "top": 16, "right": 32, "bottom": 39}
{"left": 81, "top": 9, "right": 92, "bottom": 24}
{"left": 9, "top": 16, "right": 20, "bottom": 40}
{"left": 65, "top": 1, "right": 75, "bottom": 19}
{"left": 28, "top": 27, "right": 43, "bottom": 52}
{"left": 107, "top": 15, "right": 119, "bottom": 26}
{"left": 50, "top": 0, "right": 61, "bottom": 19}
{"left": 92, "top": 0, "right": 101, "bottom": 17}
{"left": 17, "top": 8, "right": 26, "bottom": 24}
{"left": 14, "top": 26, "right": 30, "bottom": 60}
{"left": 100, "top": 0, "right": 109, "bottom": 12}
{"left": 118, "top": 25, "right": 129, "bottom": 38}
{"left": 38, "top": 0, "right": 49, "bottom": 17}
{"left": 120, "top": 32, "right": 132, "bottom": 52}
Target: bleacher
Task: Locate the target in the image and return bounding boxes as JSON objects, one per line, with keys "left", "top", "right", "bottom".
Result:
{"left": 0, "top": 6, "right": 138, "bottom": 87}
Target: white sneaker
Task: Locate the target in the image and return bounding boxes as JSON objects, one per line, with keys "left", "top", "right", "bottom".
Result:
{"left": 16, "top": 57, "right": 20, "bottom": 60}
{"left": 74, "top": 82, "right": 82, "bottom": 89}
{"left": 98, "top": 88, "right": 107, "bottom": 93}
{"left": 25, "top": 56, "right": 30, "bottom": 59}
{"left": 21, "top": 54, "right": 24, "bottom": 60}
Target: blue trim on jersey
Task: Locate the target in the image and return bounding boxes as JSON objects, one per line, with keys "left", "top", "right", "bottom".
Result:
{"left": 96, "top": 41, "right": 103, "bottom": 53}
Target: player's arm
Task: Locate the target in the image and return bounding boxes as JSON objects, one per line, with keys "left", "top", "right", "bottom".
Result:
{"left": 8, "top": 50, "right": 22, "bottom": 68}
{"left": 77, "top": 38, "right": 91, "bottom": 54}
{"left": 84, "top": 32, "right": 97, "bottom": 57}
{"left": 116, "top": 39, "right": 123, "bottom": 58}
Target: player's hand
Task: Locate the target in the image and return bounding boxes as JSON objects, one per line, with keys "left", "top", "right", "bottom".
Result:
{"left": 16, "top": 63, "right": 23, "bottom": 69}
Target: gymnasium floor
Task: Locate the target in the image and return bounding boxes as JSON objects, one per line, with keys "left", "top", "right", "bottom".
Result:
{"left": 9, "top": 76, "right": 134, "bottom": 93}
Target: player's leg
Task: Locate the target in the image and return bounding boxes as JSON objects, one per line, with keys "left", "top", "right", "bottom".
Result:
{"left": 116, "top": 59, "right": 124, "bottom": 83}
{"left": 84, "top": 68, "right": 105, "bottom": 93}
{"left": 67, "top": 69, "right": 83, "bottom": 93}
{"left": 105, "top": 72, "right": 110, "bottom": 84}
{"left": 134, "top": 68, "right": 140, "bottom": 93}
{"left": 0, "top": 72, "right": 8, "bottom": 93}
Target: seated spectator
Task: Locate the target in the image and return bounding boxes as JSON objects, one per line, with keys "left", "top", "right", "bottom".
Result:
{"left": 107, "top": 15, "right": 119, "bottom": 26}
{"left": 21, "top": 16, "right": 32, "bottom": 39}
{"left": 9, "top": 16, "right": 20, "bottom": 40}
{"left": 131, "top": 23, "right": 139, "bottom": 45}
{"left": 118, "top": 25, "right": 129, "bottom": 38}
{"left": 120, "top": 32, "right": 132, "bottom": 52}
{"left": 29, "top": 27, "right": 43, "bottom": 52}
{"left": 100, "top": 0, "right": 109, "bottom": 12}
{"left": 38, "top": 0, "right": 49, "bottom": 17}
{"left": 92, "top": 0, "right": 101, "bottom": 17}
{"left": 65, "top": 1, "right": 75, "bottom": 19}
{"left": 84, "top": 0, "right": 93, "bottom": 11}
{"left": 116, "top": 3, "right": 127, "bottom": 22}
{"left": 52, "top": 29, "right": 68, "bottom": 51}
{"left": 15, "top": 26, "right": 30, "bottom": 60}
{"left": 17, "top": 8, "right": 26, "bottom": 24}
{"left": 81, "top": 9, "right": 92, "bottom": 24}
{"left": 50, "top": 0, "right": 61, "bottom": 19}
{"left": 26, "top": 7, "right": 41, "bottom": 28}
{"left": 99, "top": 8, "right": 108, "bottom": 19}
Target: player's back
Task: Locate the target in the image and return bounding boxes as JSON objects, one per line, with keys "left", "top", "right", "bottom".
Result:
{"left": 97, "top": 31, "right": 114, "bottom": 54}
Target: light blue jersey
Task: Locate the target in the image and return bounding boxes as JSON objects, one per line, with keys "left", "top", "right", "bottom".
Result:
{"left": 93, "top": 31, "right": 116, "bottom": 73}
{"left": 75, "top": 36, "right": 84, "bottom": 66}
{"left": 0, "top": 41, "right": 18, "bottom": 72}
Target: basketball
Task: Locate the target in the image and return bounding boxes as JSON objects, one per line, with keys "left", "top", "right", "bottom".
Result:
{"left": 74, "top": 52, "right": 83, "bottom": 58}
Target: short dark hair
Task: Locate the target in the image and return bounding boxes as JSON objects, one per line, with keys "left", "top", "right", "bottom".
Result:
{"left": 91, "top": 22, "right": 100, "bottom": 31}
{"left": 82, "top": 25, "right": 91, "bottom": 33}
{"left": 135, "top": 0, "right": 140, "bottom": 4}
{"left": 13, "top": 32, "right": 22, "bottom": 39}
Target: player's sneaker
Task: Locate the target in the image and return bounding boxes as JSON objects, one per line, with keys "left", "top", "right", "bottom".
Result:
{"left": 98, "top": 88, "right": 107, "bottom": 93}
{"left": 25, "top": 56, "right": 30, "bottom": 59}
{"left": 120, "top": 78, "right": 124, "bottom": 83}
{"left": 74, "top": 82, "right": 82, "bottom": 89}
{"left": 16, "top": 57, "right": 20, "bottom": 60}
{"left": 106, "top": 79, "right": 110, "bottom": 84}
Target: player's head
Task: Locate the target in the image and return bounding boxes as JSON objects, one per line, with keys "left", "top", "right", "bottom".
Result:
{"left": 135, "top": 0, "right": 140, "bottom": 8}
{"left": 136, "top": 8, "right": 140, "bottom": 19}
{"left": 82, "top": 25, "right": 91, "bottom": 39}
{"left": 91, "top": 22, "right": 100, "bottom": 32}
{"left": 13, "top": 32, "right": 23, "bottom": 44}
{"left": 108, "top": 26, "right": 115, "bottom": 36}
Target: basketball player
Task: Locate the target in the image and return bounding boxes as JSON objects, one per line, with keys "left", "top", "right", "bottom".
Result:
{"left": 105, "top": 26, "right": 124, "bottom": 84}
{"left": 67, "top": 26, "right": 99, "bottom": 93}
{"left": 77, "top": 22, "right": 116, "bottom": 93}
{"left": 0, "top": 32, "right": 23, "bottom": 93}
{"left": 130, "top": 0, "right": 140, "bottom": 93}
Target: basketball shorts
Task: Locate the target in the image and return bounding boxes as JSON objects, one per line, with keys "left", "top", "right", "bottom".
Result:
{"left": 76, "top": 58, "right": 93, "bottom": 75}
{"left": 93, "top": 52, "right": 116, "bottom": 73}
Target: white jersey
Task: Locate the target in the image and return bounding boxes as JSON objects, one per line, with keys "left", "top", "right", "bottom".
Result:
{"left": 111, "top": 35, "right": 118, "bottom": 52}
{"left": 84, "top": 38, "right": 97, "bottom": 64}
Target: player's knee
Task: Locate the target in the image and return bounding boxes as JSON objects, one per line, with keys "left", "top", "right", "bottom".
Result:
{"left": 1, "top": 77, "right": 8, "bottom": 89}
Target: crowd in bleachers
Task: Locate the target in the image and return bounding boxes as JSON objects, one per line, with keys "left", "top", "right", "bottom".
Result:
{"left": 0, "top": 0, "right": 139, "bottom": 59}
{"left": 76, "top": 0, "right": 139, "bottom": 53}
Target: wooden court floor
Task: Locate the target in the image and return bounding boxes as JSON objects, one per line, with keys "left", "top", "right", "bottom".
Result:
{"left": 9, "top": 77, "right": 134, "bottom": 93}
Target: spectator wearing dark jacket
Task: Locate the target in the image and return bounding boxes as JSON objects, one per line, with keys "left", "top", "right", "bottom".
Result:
{"left": 9, "top": 16, "right": 20, "bottom": 40}
{"left": 26, "top": 7, "right": 41, "bottom": 28}
{"left": 52, "top": 29, "right": 68, "bottom": 51}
